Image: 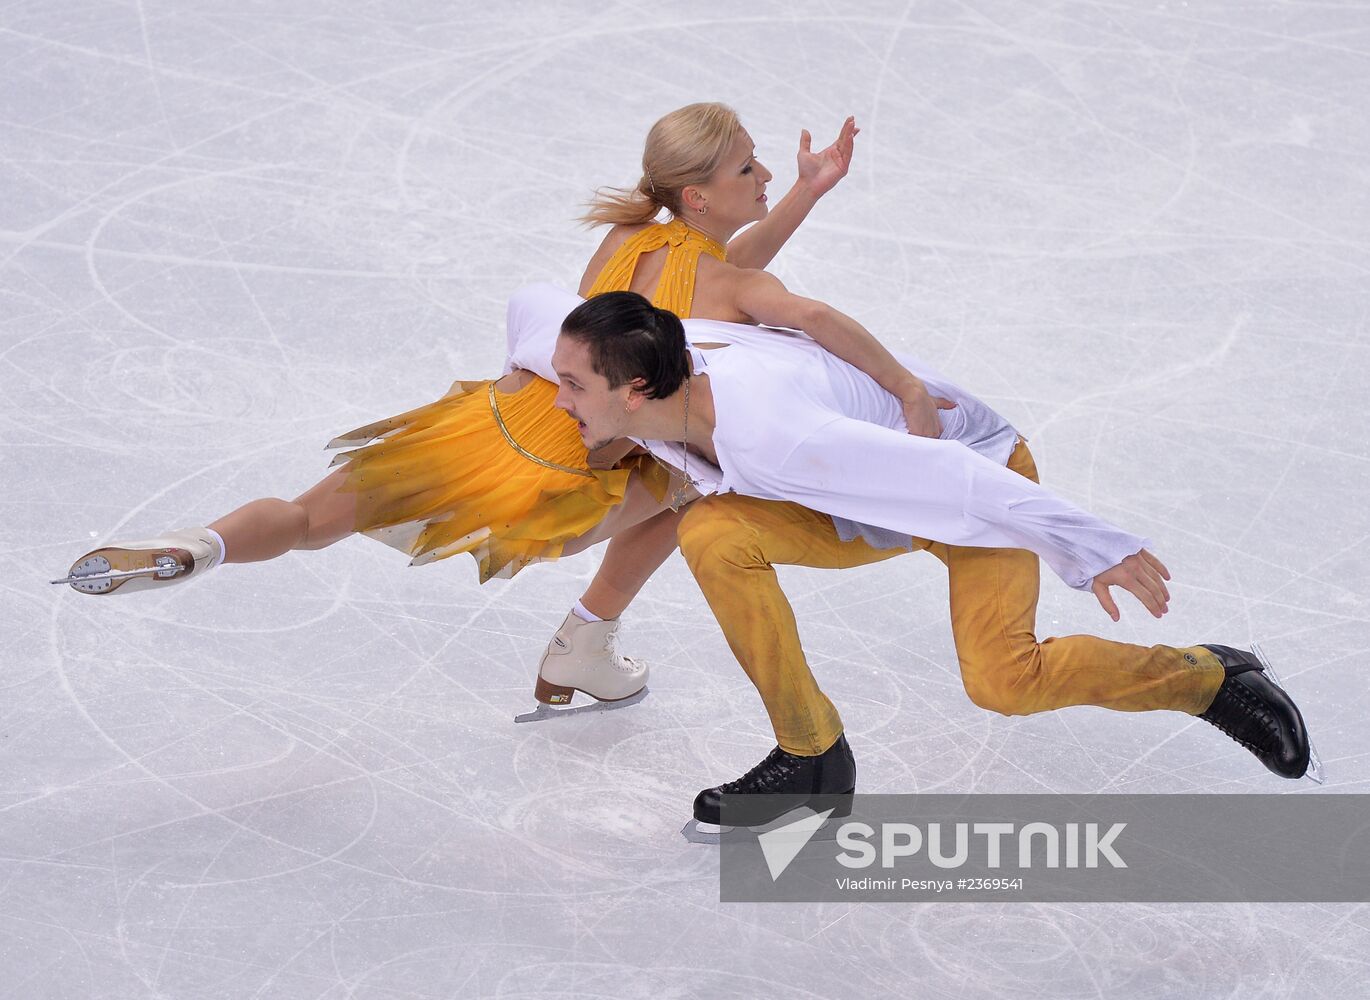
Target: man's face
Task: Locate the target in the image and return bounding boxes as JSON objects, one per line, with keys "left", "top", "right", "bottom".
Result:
{"left": 551, "top": 334, "right": 633, "bottom": 450}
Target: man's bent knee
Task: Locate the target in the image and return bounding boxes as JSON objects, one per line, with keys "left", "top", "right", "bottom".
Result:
{"left": 959, "top": 655, "right": 1044, "bottom": 717}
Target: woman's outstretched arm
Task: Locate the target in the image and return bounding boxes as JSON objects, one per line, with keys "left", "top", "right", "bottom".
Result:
{"left": 731, "top": 268, "right": 955, "bottom": 438}
{"left": 725, "top": 117, "right": 859, "bottom": 270}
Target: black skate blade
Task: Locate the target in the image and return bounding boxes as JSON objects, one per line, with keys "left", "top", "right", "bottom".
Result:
{"left": 513, "top": 686, "right": 648, "bottom": 724}
{"left": 1249, "top": 641, "right": 1325, "bottom": 784}
{"left": 680, "top": 806, "right": 846, "bottom": 846}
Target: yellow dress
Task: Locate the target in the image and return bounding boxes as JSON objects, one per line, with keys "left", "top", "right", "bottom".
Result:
{"left": 326, "top": 218, "right": 727, "bottom": 582}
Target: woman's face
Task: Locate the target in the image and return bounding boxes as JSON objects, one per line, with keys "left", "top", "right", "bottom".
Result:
{"left": 687, "top": 128, "right": 773, "bottom": 230}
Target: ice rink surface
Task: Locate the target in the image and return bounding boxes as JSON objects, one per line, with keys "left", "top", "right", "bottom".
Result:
{"left": 3, "top": 1, "right": 1369, "bottom": 996}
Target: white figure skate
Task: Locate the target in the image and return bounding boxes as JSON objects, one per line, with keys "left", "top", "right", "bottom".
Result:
{"left": 51, "top": 527, "right": 222, "bottom": 595}
{"left": 513, "top": 612, "right": 649, "bottom": 723}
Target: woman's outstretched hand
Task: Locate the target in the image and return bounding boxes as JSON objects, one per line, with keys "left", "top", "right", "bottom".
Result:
{"left": 1092, "top": 549, "right": 1172, "bottom": 621}
{"left": 797, "top": 116, "right": 860, "bottom": 198}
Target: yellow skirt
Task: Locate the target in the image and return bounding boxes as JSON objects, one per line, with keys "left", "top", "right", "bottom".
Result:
{"left": 325, "top": 376, "right": 633, "bottom": 583}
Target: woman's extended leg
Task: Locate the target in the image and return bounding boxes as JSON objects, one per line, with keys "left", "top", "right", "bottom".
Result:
{"left": 210, "top": 469, "right": 358, "bottom": 562}
{"left": 56, "top": 469, "right": 360, "bottom": 595}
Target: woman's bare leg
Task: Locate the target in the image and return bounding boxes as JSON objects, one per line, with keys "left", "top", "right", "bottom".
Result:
{"left": 60, "top": 468, "right": 360, "bottom": 594}
{"left": 559, "top": 473, "right": 671, "bottom": 556}
{"left": 556, "top": 469, "right": 693, "bottom": 617}
{"left": 534, "top": 473, "right": 679, "bottom": 704}
{"left": 575, "top": 512, "right": 682, "bottom": 618}
{"left": 208, "top": 468, "right": 357, "bottom": 563}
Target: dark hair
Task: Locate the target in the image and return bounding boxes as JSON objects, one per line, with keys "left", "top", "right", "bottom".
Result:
{"left": 560, "top": 291, "right": 689, "bottom": 400}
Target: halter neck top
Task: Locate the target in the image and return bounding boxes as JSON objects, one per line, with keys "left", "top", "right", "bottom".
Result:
{"left": 585, "top": 218, "right": 727, "bottom": 318}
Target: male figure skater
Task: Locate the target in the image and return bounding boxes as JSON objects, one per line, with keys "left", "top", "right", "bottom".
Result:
{"left": 505, "top": 283, "right": 1312, "bottom": 827}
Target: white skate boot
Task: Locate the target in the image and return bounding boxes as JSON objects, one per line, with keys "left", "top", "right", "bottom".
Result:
{"left": 51, "top": 527, "right": 223, "bottom": 595}
{"left": 513, "top": 612, "right": 649, "bottom": 723}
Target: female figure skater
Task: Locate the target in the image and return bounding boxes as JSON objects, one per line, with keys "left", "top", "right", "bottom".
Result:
{"left": 55, "top": 103, "right": 949, "bottom": 713}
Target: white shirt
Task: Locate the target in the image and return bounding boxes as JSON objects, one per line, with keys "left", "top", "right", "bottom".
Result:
{"left": 505, "top": 283, "right": 1148, "bottom": 590}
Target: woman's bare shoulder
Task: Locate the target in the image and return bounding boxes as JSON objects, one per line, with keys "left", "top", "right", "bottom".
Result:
{"left": 578, "top": 223, "right": 657, "bottom": 294}
{"left": 699, "top": 251, "right": 742, "bottom": 276}
{"left": 690, "top": 255, "right": 756, "bottom": 323}
{"left": 601, "top": 222, "right": 656, "bottom": 252}
{"left": 697, "top": 252, "right": 750, "bottom": 292}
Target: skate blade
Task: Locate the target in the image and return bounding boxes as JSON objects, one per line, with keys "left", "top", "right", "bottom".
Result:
{"left": 1249, "top": 640, "right": 1325, "bottom": 785}
{"left": 680, "top": 807, "right": 845, "bottom": 846}
{"left": 50, "top": 550, "right": 189, "bottom": 594}
{"left": 513, "top": 685, "right": 648, "bottom": 724}
{"left": 681, "top": 820, "right": 730, "bottom": 845}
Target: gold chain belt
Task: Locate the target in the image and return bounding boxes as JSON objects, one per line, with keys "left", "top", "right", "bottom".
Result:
{"left": 487, "top": 383, "right": 593, "bottom": 478}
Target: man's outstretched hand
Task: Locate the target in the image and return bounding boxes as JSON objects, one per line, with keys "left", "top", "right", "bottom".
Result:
{"left": 1092, "top": 549, "right": 1171, "bottom": 621}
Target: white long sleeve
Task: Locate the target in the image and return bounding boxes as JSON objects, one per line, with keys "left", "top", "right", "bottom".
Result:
{"left": 758, "top": 416, "right": 1148, "bottom": 590}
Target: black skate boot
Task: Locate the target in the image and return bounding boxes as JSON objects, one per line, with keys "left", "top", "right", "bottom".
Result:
{"left": 1198, "top": 644, "right": 1310, "bottom": 779}
{"left": 692, "top": 733, "right": 856, "bottom": 828}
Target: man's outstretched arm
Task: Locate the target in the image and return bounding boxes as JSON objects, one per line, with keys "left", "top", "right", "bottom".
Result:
{"left": 761, "top": 417, "right": 1166, "bottom": 618}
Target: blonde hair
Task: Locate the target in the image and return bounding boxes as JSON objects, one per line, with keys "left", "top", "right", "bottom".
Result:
{"left": 582, "top": 102, "right": 742, "bottom": 227}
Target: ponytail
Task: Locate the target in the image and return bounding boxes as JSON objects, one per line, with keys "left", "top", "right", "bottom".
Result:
{"left": 580, "top": 180, "right": 663, "bottom": 227}
{"left": 581, "top": 102, "right": 741, "bottom": 229}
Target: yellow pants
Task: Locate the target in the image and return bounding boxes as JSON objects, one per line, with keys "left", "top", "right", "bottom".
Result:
{"left": 677, "top": 440, "right": 1226, "bottom": 756}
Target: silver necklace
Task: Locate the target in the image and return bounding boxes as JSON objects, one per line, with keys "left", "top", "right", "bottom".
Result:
{"left": 676, "top": 373, "right": 691, "bottom": 509}
{"left": 650, "top": 372, "right": 696, "bottom": 512}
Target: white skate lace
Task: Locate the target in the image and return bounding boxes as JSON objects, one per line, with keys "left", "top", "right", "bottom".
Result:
{"left": 603, "top": 623, "right": 639, "bottom": 674}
